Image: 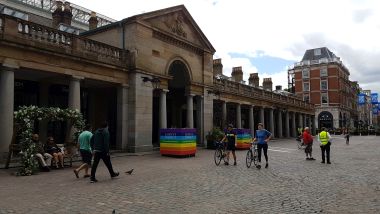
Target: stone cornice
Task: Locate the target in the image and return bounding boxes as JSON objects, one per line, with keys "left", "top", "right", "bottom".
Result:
{"left": 152, "top": 30, "right": 205, "bottom": 56}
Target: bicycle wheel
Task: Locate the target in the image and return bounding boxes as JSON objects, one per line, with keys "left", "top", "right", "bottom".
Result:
{"left": 246, "top": 149, "right": 253, "bottom": 168}
{"left": 214, "top": 149, "right": 222, "bottom": 166}
{"left": 252, "top": 148, "right": 258, "bottom": 166}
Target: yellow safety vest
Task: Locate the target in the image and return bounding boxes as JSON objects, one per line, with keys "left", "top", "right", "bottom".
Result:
{"left": 319, "top": 131, "right": 329, "bottom": 145}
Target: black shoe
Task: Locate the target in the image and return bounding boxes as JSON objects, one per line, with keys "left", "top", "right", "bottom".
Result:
{"left": 233, "top": 162, "right": 237, "bottom": 166}
{"left": 265, "top": 163, "right": 268, "bottom": 168}
{"left": 90, "top": 179, "right": 98, "bottom": 183}
{"left": 327, "top": 162, "right": 331, "bottom": 164}
{"left": 224, "top": 162, "right": 229, "bottom": 165}
{"left": 306, "top": 157, "right": 310, "bottom": 160}
{"left": 111, "top": 172, "right": 119, "bottom": 178}
{"left": 43, "top": 166, "right": 50, "bottom": 172}
{"left": 321, "top": 161, "right": 325, "bottom": 164}
{"left": 310, "top": 157, "right": 316, "bottom": 160}
{"left": 256, "top": 164, "right": 261, "bottom": 169}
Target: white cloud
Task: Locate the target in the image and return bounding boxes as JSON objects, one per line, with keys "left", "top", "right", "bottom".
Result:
{"left": 69, "top": 0, "right": 380, "bottom": 92}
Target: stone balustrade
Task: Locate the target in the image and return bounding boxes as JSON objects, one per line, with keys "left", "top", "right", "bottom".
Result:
{"left": 213, "top": 77, "right": 314, "bottom": 110}
{"left": 0, "top": 14, "right": 126, "bottom": 66}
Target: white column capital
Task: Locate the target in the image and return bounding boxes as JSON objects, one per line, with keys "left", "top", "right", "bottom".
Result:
{"left": 71, "top": 75, "right": 84, "bottom": 81}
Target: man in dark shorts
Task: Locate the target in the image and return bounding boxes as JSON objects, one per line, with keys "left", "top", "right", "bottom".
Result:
{"left": 73, "top": 124, "right": 93, "bottom": 178}
{"left": 303, "top": 127, "right": 315, "bottom": 160}
{"left": 221, "top": 124, "right": 237, "bottom": 166}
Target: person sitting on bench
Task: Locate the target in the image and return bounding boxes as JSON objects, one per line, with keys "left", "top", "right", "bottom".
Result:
{"left": 32, "top": 134, "right": 52, "bottom": 172}
{"left": 45, "top": 136, "right": 64, "bottom": 169}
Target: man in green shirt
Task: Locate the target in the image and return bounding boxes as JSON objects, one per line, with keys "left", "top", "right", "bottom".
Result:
{"left": 73, "top": 124, "right": 93, "bottom": 178}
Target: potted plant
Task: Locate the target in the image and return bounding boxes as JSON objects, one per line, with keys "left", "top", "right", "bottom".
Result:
{"left": 206, "top": 127, "right": 224, "bottom": 149}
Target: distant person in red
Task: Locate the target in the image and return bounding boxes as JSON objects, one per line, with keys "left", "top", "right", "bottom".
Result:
{"left": 303, "top": 127, "right": 315, "bottom": 160}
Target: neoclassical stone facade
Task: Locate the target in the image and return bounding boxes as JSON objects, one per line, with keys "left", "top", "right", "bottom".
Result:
{"left": 0, "top": 3, "right": 314, "bottom": 157}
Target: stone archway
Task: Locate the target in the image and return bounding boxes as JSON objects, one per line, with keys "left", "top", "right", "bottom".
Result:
{"left": 318, "top": 111, "right": 334, "bottom": 129}
{"left": 167, "top": 60, "right": 192, "bottom": 128}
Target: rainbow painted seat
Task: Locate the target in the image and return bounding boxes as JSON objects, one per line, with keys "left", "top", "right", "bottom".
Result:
{"left": 235, "top": 129, "right": 252, "bottom": 150}
{"left": 160, "top": 128, "right": 197, "bottom": 156}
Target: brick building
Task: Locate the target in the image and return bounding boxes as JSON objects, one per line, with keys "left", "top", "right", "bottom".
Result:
{"left": 288, "top": 47, "right": 358, "bottom": 130}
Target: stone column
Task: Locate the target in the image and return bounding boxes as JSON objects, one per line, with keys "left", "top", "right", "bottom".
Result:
{"left": 249, "top": 105, "right": 254, "bottom": 137}
{"left": 236, "top": 103, "right": 241, "bottom": 128}
{"left": 196, "top": 96, "right": 204, "bottom": 146}
{"left": 285, "top": 111, "right": 290, "bottom": 137}
{"left": 117, "top": 84, "right": 128, "bottom": 150}
{"left": 259, "top": 107, "right": 265, "bottom": 124}
{"left": 222, "top": 101, "right": 227, "bottom": 128}
{"left": 277, "top": 109, "right": 283, "bottom": 138}
{"left": 291, "top": 112, "right": 297, "bottom": 137}
{"left": 311, "top": 115, "right": 316, "bottom": 135}
{"left": 187, "top": 94, "right": 194, "bottom": 128}
{"left": 0, "top": 65, "right": 15, "bottom": 154}
{"left": 159, "top": 89, "right": 168, "bottom": 129}
{"left": 68, "top": 76, "right": 82, "bottom": 142}
{"left": 68, "top": 76, "right": 82, "bottom": 111}
{"left": 269, "top": 108, "right": 274, "bottom": 134}
{"left": 298, "top": 113, "right": 303, "bottom": 129}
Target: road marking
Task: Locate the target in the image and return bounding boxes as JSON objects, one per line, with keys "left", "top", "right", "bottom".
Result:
{"left": 268, "top": 148, "right": 292, "bottom": 153}
{"left": 269, "top": 146, "right": 298, "bottom": 151}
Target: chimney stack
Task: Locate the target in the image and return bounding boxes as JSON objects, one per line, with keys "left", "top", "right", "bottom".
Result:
{"left": 275, "top": 85, "right": 282, "bottom": 91}
{"left": 52, "top": 1, "right": 63, "bottom": 28}
{"left": 62, "top": 2, "right": 73, "bottom": 26}
{"left": 89, "top": 12, "right": 99, "bottom": 30}
{"left": 231, "top": 66, "right": 243, "bottom": 82}
{"left": 263, "top": 78, "right": 273, "bottom": 91}
{"left": 248, "top": 73, "right": 259, "bottom": 87}
{"left": 213, "top": 58, "right": 223, "bottom": 76}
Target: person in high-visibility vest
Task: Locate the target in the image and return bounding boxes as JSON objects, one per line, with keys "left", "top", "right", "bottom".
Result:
{"left": 318, "top": 127, "right": 332, "bottom": 164}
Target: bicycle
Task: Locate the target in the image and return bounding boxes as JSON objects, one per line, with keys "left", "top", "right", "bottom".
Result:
{"left": 245, "top": 141, "right": 258, "bottom": 168}
{"left": 296, "top": 136, "right": 305, "bottom": 150}
{"left": 214, "top": 140, "right": 228, "bottom": 166}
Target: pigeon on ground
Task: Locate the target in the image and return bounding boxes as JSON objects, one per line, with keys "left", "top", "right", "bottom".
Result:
{"left": 125, "top": 168, "right": 134, "bottom": 175}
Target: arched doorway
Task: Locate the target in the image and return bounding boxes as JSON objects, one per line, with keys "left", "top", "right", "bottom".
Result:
{"left": 167, "top": 60, "right": 191, "bottom": 128}
{"left": 318, "top": 111, "right": 333, "bottom": 129}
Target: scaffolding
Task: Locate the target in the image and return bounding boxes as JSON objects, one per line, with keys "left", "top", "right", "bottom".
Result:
{"left": 7, "top": 0, "right": 116, "bottom": 27}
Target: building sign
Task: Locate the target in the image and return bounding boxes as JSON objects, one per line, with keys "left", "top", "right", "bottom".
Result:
{"left": 371, "top": 93, "right": 378, "bottom": 104}
{"left": 358, "top": 93, "right": 366, "bottom": 105}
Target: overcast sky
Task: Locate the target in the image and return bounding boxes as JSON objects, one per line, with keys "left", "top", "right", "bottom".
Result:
{"left": 69, "top": 0, "right": 380, "bottom": 93}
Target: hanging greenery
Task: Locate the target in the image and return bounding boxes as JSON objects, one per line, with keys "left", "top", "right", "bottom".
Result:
{"left": 14, "top": 106, "right": 85, "bottom": 176}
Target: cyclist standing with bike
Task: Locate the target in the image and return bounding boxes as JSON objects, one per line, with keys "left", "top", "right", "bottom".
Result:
{"left": 220, "top": 124, "right": 237, "bottom": 166}
{"left": 252, "top": 123, "right": 272, "bottom": 169}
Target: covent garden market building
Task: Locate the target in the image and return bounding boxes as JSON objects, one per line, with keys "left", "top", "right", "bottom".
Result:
{"left": 0, "top": 0, "right": 314, "bottom": 157}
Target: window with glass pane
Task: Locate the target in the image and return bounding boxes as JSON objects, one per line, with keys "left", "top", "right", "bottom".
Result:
{"left": 304, "top": 94, "right": 310, "bottom": 103}
{"left": 321, "top": 80, "right": 328, "bottom": 90}
{"left": 302, "top": 69, "right": 309, "bottom": 79}
{"left": 320, "top": 67, "right": 327, "bottom": 77}
{"left": 314, "top": 48, "right": 321, "bottom": 56}
{"left": 303, "top": 82, "right": 310, "bottom": 91}
{"left": 321, "top": 93, "right": 328, "bottom": 104}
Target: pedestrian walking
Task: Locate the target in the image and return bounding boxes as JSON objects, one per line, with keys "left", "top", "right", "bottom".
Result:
{"left": 252, "top": 123, "right": 272, "bottom": 169}
{"left": 344, "top": 128, "right": 350, "bottom": 145}
{"left": 220, "top": 124, "right": 237, "bottom": 166}
{"left": 318, "top": 127, "right": 331, "bottom": 164}
{"left": 73, "top": 124, "right": 93, "bottom": 178}
{"left": 303, "top": 127, "right": 315, "bottom": 160}
{"left": 90, "top": 121, "right": 119, "bottom": 183}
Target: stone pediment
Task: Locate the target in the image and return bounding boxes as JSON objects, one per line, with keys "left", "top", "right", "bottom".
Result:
{"left": 132, "top": 5, "right": 215, "bottom": 53}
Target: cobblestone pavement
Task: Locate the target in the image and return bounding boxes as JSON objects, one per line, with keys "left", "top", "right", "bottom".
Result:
{"left": 1, "top": 135, "right": 380, "bottom": 214}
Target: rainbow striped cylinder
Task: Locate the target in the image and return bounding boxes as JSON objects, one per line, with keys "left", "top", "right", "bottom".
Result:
{"left": 160, "top": 128, "right": 197, "bottom": 156}
{"left": 235, "top": 129, "right": 252, "bottom": 149}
